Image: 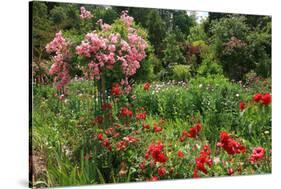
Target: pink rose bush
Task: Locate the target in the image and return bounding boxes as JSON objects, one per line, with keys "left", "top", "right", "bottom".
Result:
{"left": 76, "top": 10, "right": 148, "bottom": 93}
{"left": 46, "top": 10, "right": 148, "bottom": 95}
{"left": 46, "top": 31, "right": 70, "bottom": 90}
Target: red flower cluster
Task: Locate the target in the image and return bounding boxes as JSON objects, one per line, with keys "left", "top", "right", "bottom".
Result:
{"left": 195, "top": 144, "right": 213, "bottom": 174}
{"left": 136, "top": 112, "right": 147, "bottom": 120}
{"left": 261, "top": 93, "right": 272, "bottom": 105}
{"left": 157, "top": 167, "right": 167, "bottom": 176}
{"left": 145, "top": 142, "right": 168, "bottom": 163}
{"left": 97, "top": 133, "right": 112, "bottom": 150}
{"left": 118, "top": 107, "right": 133, "bottom": 117}
{"left": 153, "top": 124, "right": 163, "bottom": 133}
{"left": 111, "top": 83, "right": 121, "bottom": 96}
{"left": 249, "top": 147, "right": 266, "bottom": 164}
{"left": 253, "top": 93, "right": 271, "bottom": 106}
{"left": 253, "top": 93, "right": 262, "bottom": 102}
{"left": 218, "top": 131, "right": 246, "bottom": 155}
{"left": 102, "top": 138, "right": 112, "bottom": 151}
{"left": 180, "top": 123, "right": 202, "bottom": 141}
{"left": 143, "top": 82, "right": 150, "bottom": 91}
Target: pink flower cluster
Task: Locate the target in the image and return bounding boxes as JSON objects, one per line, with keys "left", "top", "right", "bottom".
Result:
{"left": 80, "top": 6, "right": 93, "bottom": 20}
{"left": 76, "top": 11, "right": 148, "bottom": 92}
{"left": 97, "top": 19, "right": 111, "bottom": 32}
{"left": 46, "top": 31, "right": 70, "bottom": 90}
{"left": 120, "top": 10, "right": 134, "bottom": 27}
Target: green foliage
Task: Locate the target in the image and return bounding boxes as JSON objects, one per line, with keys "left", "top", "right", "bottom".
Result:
{"left": 162, "top": 33, "right": 186, "bottom": 67}
{"left": 209, "top": 15, "right": 271, "bottom": 80}
{"left": 197, "top": 51, "right": 223, "bottom": 76}
{"left": 187, "top": 24, "right": 208, "bottom": 42}
{"left": 173, "top": 11, "right": 196, "bottom": 35}
{"left": 93, "top": 7, "right": 118, "bottom": 24}
{"left": 246, "top": 30, "right": 271, "bottom": 78}
{"left": 134, "top": 53, "right": 158, "bottom": 82}
{"left": 144, "top": 10, "right": 167, "bottom": 54}
{"left": 171, "top": 65, "right": 191, "bottom": 81}
{"left": 50, "top": 6, "right": 68, "bottom": 25}
{"left": 32, "top": 1, "right": 54, "bottom": 59}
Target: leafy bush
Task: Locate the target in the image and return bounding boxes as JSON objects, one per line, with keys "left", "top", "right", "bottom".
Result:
{"left": 210, "top": 15, "right": 271, "bottom": 80}
{"left": 197, "top": 53, "right": 223, "bottom": 76}
{"left": 162, "top": 33, "right": 186, "bottom": 67}
{"left": 171, "top": 65, "right": 191, "bottom": 81}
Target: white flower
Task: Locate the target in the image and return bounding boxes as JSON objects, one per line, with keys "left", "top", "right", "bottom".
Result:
{"left": 199, "top": 84, "right": 203, "bottom": 88}
{"left": 236, "top": 93, "right": 240, "bottom": 97}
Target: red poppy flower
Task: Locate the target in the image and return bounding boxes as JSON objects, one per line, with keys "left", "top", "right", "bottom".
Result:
{"left": 194, "top": 144, "right": 213, "bottom": 175}
{"left": 136, "top": 112, "right": 147, "bottom": 120}
{"left": 261, "top": 93, "right": 271, "bottom": 105}
{"left": 177, "top": 150, "right": 184, "bottom": 158}
{"left": 186, "top": 123, "right": 202, "bottom": 138}
{"left": 239, "top": 101, "right": 246, "bottom": 111}
{"left": 97, "top": 133, "right": 103, "bottom": 141}
{"left": 157, "top": 167, "right": 166, "bottom": 176}
{"left": 253, "top": 93, "right": 262, "bottom": 102}
{"left": 157, "top": 153, "right": 168, "bottom": 163}
{"left": 200, "top": 144, "right": 211, "bottom": 156}
{"left": 143, "top": 82, "right": 150, "bottom": 91}
{"left": 111, "top": 83, "right": 121, "bottom": 96}
{"left": 219, "top": 131, "right": 246, "bottom": 155}
{"left": 119, "top": 107, "right": 133, "bottom": 117}
{"left": 146, "top": 142, "right": 168, "bottom": 163}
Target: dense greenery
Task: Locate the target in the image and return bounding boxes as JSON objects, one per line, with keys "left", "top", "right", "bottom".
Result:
{"left": 31, "top": 1, "right": 271, "bottom": 188}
